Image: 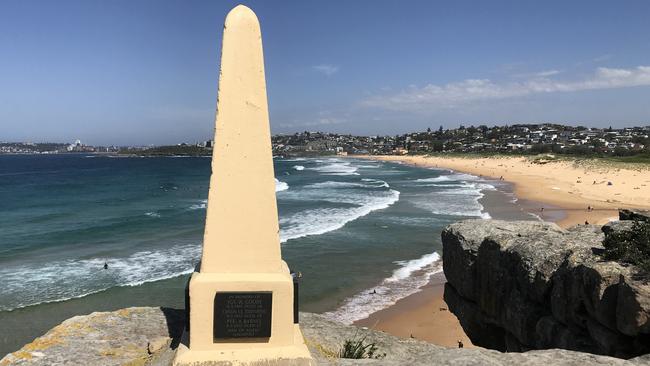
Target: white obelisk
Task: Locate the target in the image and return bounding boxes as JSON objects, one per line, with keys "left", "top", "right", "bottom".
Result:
{"left": 173, "top": 5, "right": 313, "bottom": 365}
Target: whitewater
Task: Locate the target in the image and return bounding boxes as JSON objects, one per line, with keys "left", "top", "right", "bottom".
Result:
{"left": 0, "top": 155, "right": 500, "bottom": 320}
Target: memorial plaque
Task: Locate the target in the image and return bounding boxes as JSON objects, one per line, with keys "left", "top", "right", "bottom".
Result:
{"left": 213, "top": 292, "right": 272, "bottom": 339}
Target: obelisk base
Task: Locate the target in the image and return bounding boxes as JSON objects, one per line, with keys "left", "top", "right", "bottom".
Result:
{"left": 172, "top": 267, "right": 313, "bottom": 366}
{"left": 173, "top": 326, "right": 312, "bottom": 366}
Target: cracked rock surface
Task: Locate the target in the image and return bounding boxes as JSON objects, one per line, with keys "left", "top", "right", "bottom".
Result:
{"left": 2, "top": 307, "right": 648, "bottom": 365}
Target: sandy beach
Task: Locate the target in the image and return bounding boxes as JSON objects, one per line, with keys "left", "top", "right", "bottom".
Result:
{"left": 364, "top": 154, "right": 650, "bottom": 227}
{"left": 354, "top": 154, "right": 650, "bottom": 349}
{"left": 355, "top": 272, "right": 473, "bottom": 349}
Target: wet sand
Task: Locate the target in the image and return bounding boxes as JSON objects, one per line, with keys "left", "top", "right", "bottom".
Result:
{"left": 355, "top": 272, "right": 473, "bottom": 348}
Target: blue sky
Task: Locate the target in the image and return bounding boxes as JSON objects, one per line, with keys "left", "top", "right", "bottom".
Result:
{"left": 1, "top": 0, "right": 649, "bottom": 145}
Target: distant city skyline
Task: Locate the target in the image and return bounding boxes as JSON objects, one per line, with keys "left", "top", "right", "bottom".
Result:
{"left": 1, "top": 0, "right": 649, "bottom": 145}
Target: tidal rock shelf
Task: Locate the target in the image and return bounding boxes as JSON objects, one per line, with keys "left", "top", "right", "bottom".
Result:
{"left": 2, "top": 307, "right": 648, "bottom": 365}
{"left": 442, "top": 218, "right": 650, "bottom": 359}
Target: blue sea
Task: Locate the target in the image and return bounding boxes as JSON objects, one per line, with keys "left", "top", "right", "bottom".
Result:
{"left": 0, "top": 154, "right": 533, "bottom": 355}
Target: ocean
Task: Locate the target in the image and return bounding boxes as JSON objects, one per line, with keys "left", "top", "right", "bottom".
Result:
{"left": 0, "top": 154, "right": 534, "bottom": 355}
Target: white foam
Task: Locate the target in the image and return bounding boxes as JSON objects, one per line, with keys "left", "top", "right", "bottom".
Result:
{"left": 188, "top": 179, "right": 288, "bottom": 210}
{"left": 283, "top": 158, "right": 306, "bottom": 162}
{"left": 361, "top": 178, "right": 390, "bottom": 188}
{"left": 414, "top": 176, "right": 452, "bottom": 183}
{"left": 275, "top": 178, "right": 289, "bottom": 192}
{"left": 279, "top": 189, "right": 400, "bottom": 242}
{"left": 410, "top": 176, "right": 495, "bottom": 219}
{"left": 322, "top": 252, "right": 443, "bottom": 324}
{"left": 188, "top": 199, "right": 207, "bottom": 210}
{"left": 356, "top": 164, "right": 380, "bottom": 169}
{"left": 0, "top": 243, "right": 202, "bottom": 311}
{"left": 308, "top": 160, "right": 359, "bottom": 176}
{"left": 390, "top": 252, "right": 441, "bottom": 282}
{"left": 305, "top": 181, "right": 366, "bottom": 189}
{"left": 293, "top": 165, "right": 305, "bottom": 171}
{"left": 144, "top": 211, "right": 161, "bottom": 218}
{"left": 415, "top": 173, "right": 482, "bottom": 184}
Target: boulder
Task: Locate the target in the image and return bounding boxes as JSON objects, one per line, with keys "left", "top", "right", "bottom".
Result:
{"left": 0, "top": 307, "right": 184, "bottom": 366}
{"left": 442, "top": 220, "right": 650, "bottom": 359}
{"left": 619, "top": 209, "right": 650, "bottom": 222}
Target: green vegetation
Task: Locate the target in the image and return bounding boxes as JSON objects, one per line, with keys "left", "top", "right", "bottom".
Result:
{"left": 601, "top": 152, "right": 650, "bottom": 164}
{"left": 602, "top": 220, "right": 650, "bottom": 275}
{"left": 118, "top": 145, "right": 211, "bottom": 157}
{"left": 338, "top": 333, "right": 385, "bottom": 359}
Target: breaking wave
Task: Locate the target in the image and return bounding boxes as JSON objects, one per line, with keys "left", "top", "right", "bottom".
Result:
{"left": 280, "top": 178, "right": 399, "bottom": 242}
{"left": 409, "top": 173, "right": 495, "bottom": 219}
{"left": 0, "top": 244, "right": 201, "bottom": 311}
{"left": 323, "top": 252, "right": 443, "bottom": 324}
{"left": 308, "top": 159, "right": 359, "bottom": 176}
{"left": 275, "top": 179, "right": 289, "bottom": 192}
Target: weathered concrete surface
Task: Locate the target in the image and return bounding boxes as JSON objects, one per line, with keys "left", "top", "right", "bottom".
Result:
{"left": 442, "top": 219, "right": 650, "bottom": 359}
{"left": 3, "top": 308, "right": 648, "bottom": 365}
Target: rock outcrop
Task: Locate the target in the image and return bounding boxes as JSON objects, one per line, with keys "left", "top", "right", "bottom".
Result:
{"left": 618, "top": 209, "right": 650, "bottom": 222}
{"left": 442, "top": 219, "right": 650, "bottom": 359}
{"left": 3, "top": 307, "right": 649, "bottom": 365}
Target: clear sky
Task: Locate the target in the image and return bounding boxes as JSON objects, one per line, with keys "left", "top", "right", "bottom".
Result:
{"left": 1, "top": 0, "right": 649, "bottom": 145}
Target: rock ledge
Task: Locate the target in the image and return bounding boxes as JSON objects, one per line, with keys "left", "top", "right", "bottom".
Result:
{"left": 3, "top": 307, "right": 649, "bottom": 365}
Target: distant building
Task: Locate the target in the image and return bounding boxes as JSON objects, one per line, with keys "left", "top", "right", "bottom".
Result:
{"left": 67, "top": 139, "right": 83, "bottom": 152}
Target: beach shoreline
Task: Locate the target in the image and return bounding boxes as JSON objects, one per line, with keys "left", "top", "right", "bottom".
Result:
{"left": 359, "top": 154, "right": 650, "bottom": 226}
{"left": 352, "top": 153, "right": 650, "bottom": 349}
{"left": 354, "top": 272, "right": 473, "bottom": 349}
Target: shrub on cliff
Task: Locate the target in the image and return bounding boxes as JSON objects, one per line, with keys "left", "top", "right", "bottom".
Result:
{"left": 603, "top": 220, "right": 650, "bottom": 275}
{"left": 338, "top": 332, "right": 386, "bottom": 359}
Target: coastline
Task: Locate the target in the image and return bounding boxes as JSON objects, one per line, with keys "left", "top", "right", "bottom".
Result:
{"left": 360, "top": 154, "right": 650, "bottom": 226}
{"left": 352, "top": 153, "right": 650, "bottom": 349}
{"left": 3, "top": 154, "right": 646, "bottom": 357}
{"left": 354, "top": 272, "right": 473, "bottom": 348}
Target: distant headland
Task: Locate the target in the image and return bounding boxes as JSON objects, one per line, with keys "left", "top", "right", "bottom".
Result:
{"left": 3, "top": 123, "right": 649, "bottom": 160}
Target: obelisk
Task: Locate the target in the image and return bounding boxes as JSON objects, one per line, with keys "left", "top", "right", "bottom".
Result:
{"left": 173, "top": 5, "right": 313, "bottom": 365}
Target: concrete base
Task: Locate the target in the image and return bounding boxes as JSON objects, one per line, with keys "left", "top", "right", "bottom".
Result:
{"left": 172, "top": 266, "right": 313, "bottom": 366}
{"left": 173, "top": 326, "right": 313, "bottom": 366}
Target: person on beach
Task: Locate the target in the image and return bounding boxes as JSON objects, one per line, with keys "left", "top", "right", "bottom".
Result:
{"left": 457, "top": 340, "right": 464, "bottom": 348}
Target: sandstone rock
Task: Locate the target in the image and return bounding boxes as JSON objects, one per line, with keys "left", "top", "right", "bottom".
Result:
{"left": 301, "top": 312, "right": 643, "bottom": 365}
{"left": 619, "top": 209, "right": 650, "bottom": 222}
{"left": 602, "top": 220, "right": 635, "bottom": 236}
{"left": 617, "top": 276, "right": 650, "bottom": 336}
{"left": 3, "top": 308, "right": 647, "bottom": 365}
{"left": 148, "top": 337, "right": 171, "bottom": 355}
{"left": 441, "top": 220, "right": 565, "bottom": 303}
{"left": 442, "top": 219, "right": 650, "bottom": 359}
{"left": 0, "top": 307, "right": 184, "bottom": 366}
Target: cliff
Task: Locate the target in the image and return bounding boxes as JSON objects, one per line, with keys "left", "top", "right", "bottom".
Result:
{"left": 442, "top": 217, "right": 650, "bottom": 359}
{"left": 2, "top": 307, "right": 649, "bottom": 365}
